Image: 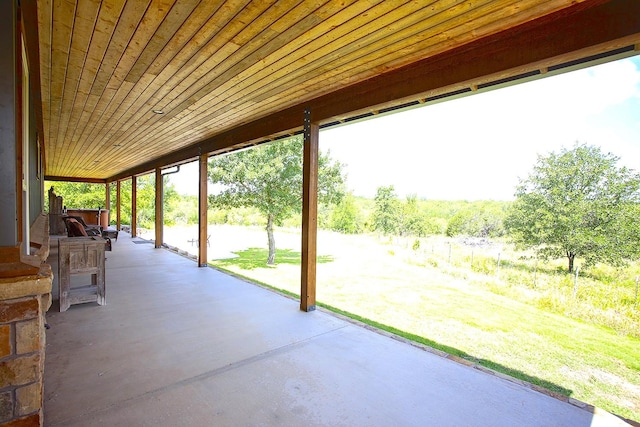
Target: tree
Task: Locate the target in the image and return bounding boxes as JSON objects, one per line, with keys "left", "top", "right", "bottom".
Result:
{"left": 45, "top": 181, "right": 106, "bottom": 212}
{"left": 400, "top": 194, "right": 428, "bottom": 237}
{"left": 446, "top": 204, "right": 506, "bottom": 238}
{"left": 505, "top": 143, "right": 640, "bottom": 273}
{"left": 134, "top": 174, "right": 157, "bottom": 229}
{"left": 48, "top": 175, "right": 180, "bottom": 229}
{"left": 372, "top": 186, "right": 400, "bottom": 235}
{"left": 208, "top": 136, "right": 345, "bottom": 265}
{"left": 329, "top": 193, "right": 363, "bottom": 234}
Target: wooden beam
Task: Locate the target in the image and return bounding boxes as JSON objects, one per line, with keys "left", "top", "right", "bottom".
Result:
{"left": 116, "top": 180, "right": 121, "bottom": 231}
{"left": 300, "top": 108, "right": 318, "bottom": 312}
{"left": 105, "top": 182, "right": 110, "bottom": 226}
{"left": 154, "top": 167, "right": 163, "bottom": 248}
{"left": 44, "top": 176, "right": 107, "bottom": 184}
{"left": 108, "top": 0, "right": 640, "bottom": 182}
{"left": 198, "top": 154, "right": 208, "bottom": 267}
{"left": 131, "top": 176, "right": 137, "bottom": 237}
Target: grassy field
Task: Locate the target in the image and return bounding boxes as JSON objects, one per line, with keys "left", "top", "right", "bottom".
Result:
{"left": 200, "top": 225, "right": 640, "bottom": 422}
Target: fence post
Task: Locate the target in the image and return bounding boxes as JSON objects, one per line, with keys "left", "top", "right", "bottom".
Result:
{"left": 470, "top": 249, "right": 474, "bottom": 268}
{"left": 496, "top": 252, "right": 501, "bottom": 276}
{"left": 533, "top": 256, "right": 538, "bottom": 288}
{"left": 635, "top": 276, "right": 638, "bottom": 304}
{"left": 573, "top": 267, "right": 580, "bottom": 299}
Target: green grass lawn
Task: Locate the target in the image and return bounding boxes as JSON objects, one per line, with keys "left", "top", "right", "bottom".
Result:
{"left": 209, "top": 226, "right": 640, "bottom": 422}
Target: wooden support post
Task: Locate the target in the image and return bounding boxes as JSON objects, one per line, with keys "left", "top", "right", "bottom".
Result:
{"left": 155, "top": 168, "right": 163, "bottom": 248}
{"left": 131, "top": 176, "right": 137, "bottom": 237}
{"left": 116, "top": 180, "right": 121, "bottom": 231}
{"left": 198, "top": 154, "right": 208, "bottom": 267}
{"left": 300, "top": 108, "right": 318, "bottom": 312}
{"left": 105, "top": 182, "right": 110, "bottom": 226}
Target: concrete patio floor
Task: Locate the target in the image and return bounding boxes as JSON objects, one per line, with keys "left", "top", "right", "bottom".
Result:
{"left": 43, "top": 233, "right": 629, "bottom": 427}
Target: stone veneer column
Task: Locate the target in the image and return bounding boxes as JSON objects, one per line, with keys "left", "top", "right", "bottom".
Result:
{"left": 0, "top": 264, "right": 52, "bottom": 426}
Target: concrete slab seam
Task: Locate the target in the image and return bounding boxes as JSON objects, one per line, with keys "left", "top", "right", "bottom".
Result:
{"left": 46, "top": 324, "right": 348, "bottom": 427}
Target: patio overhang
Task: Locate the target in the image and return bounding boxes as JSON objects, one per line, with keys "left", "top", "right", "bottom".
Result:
{"left": 30, "top": 0, "right": 640, "bottom": 183}
{"left": 106, "top": 0, "right": 640, "bottom": 183}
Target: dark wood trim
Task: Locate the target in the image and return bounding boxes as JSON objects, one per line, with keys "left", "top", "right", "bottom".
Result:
{"left": 198, "top": 154, "right": 208, "bottom": 267}
{"left": 105, "top": 182, "right": 111, "bottom": 225}
{"left": 45, "top": 176, "right": 107, "bottom": 184}
{"left": 108, "top": 0, "right": 640, "bottom": 182}
{"left": 116, "top": 180, "right": 121, "bottom": 231}
{"left": 154, "top": 168, "right": 163, "bottom": 248}
{"left": 300, "top": 109, "right": 318, "bottom": 312}
{"left": 131, "top": 176, "right": 137, "bottom": 238}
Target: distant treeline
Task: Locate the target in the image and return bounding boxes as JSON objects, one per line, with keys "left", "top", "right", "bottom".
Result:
{"left": 211, "top": 189, "right": 511, "bottom": 239}
{"left": 46, "top": 179, "right": 510, "bottom": 237}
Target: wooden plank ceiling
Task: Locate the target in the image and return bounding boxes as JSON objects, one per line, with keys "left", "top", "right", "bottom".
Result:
{"left": 35, "top": 0, "right": 636, "bottom": 181}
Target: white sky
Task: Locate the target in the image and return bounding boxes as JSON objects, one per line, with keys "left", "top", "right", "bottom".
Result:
{"left": 169, "top": 55, "right": 640, "bottom": 201}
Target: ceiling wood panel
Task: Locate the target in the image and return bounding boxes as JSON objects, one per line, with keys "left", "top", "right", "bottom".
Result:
{"left": 111, "top": 0, "right": 550, "bottom": 154}
{"left": 56, "top": 0, "right": 148, "bottom": 173}
{"left": 61, "top": 0, "right": 171, "bottom": 174}
{"left": 80, "top": 0, "right": 274, "bottom": 166}
{"left": 78, "top": 1, "right": 224, "bottom": 167}
{"left": 47, "top": 0, "right": 76, "bottom": 170}
{"left": 59, "top": 0, "right": 127, "bottom": 165}
{"left": 85, "top": 0, "right": 373, "bottom": 167}
{"left": 31, "top": 0, "right": 640, "bottom": 181}
{"left": 126, "top": 0, "right": 557, "bottom": 153}
{"left": 94, "top": 0, "right": 513, "bottom": 164}
{"left": 54, "top": 0, "right": 101, "bottom": 170}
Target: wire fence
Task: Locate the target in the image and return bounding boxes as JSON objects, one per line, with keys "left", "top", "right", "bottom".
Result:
{"left": 386, "top": 234, "right": 639, "bottom": 336}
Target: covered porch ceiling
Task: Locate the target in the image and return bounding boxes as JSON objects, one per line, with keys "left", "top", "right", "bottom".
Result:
{"left": 32, "top": 0, "right": 640, "bottom": 183}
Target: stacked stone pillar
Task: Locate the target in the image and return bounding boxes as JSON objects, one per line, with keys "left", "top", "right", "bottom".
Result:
{"left": 0, "top": 267, "right": 52, "bottom": 426}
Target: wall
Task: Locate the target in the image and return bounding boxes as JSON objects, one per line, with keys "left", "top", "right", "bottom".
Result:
{"left": 0, "top": 0, "right": 18, "bottom": 247}
{"left": 0, "top": 2, "right": 52, "bottom": 425}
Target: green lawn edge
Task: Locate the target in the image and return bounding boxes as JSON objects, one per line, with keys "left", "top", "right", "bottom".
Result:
{"left": 208, "top": 263, "right": 574, "bottom": 398}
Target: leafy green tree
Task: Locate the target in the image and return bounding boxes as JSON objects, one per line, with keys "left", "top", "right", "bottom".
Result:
{"left": 446, "top": 206, "right": 505, "bottom": 238}
{"left": 116, "top": 179, "right": 132, "bottom": 226}
{"left": 400, "top": 195, "right": 428, "bottom": 237}
{"left": 49, "top": 174, "right": 181, "bottom": 229}
{"left": 329, "top": 193, "right": 363, "bottom": 234}
{"left": 135, "top": 174, "right": 156, "bottom": 229}
{"left": 372, "top": 186, "right": 401, "bottom": 235}
{"left": 446, "top": 210, "right": 474, "bottom": 237}
{"left": 208, "top": 136, "right": 345, "bottom": 265}
{"left": 505, "top": 143, "right": 640, "bottom": 273}
{"left": 46, "top": 182, "right": 106, "bottom": 211}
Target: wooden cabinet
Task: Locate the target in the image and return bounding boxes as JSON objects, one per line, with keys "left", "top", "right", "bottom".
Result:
{"left": 58, "top": 237, "right": 106, "bottom": 312}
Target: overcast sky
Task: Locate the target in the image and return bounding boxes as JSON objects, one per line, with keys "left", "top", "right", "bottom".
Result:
{"left": 170, "top": 54, "right": 640, "bottom": 201}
